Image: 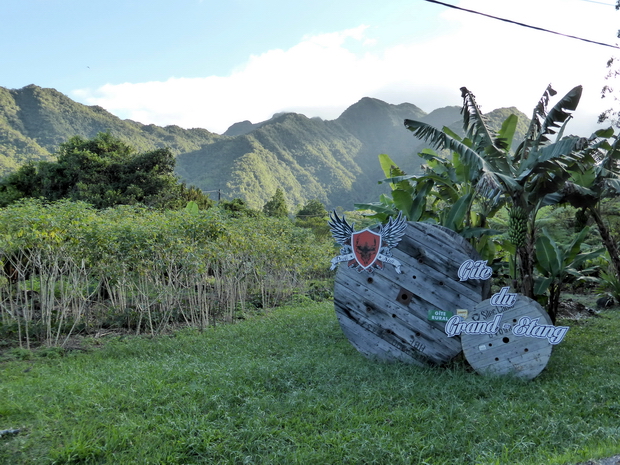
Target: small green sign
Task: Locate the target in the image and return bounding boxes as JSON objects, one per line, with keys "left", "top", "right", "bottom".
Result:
{"left": 428, "top": 309, "right": 453, "bottom": 322}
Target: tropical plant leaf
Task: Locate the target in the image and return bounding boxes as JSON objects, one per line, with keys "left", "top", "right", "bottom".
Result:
{"left": 565, "top": 226, "right": 591, "bottom": 263}
{"left": 496, "top": 113, "right": 518, "bottom": 153}
{"left": 603, "top": 178, "right": 620, "bottom": 195}
{"left": 535, "top": 85, "right": 583, "bottom": 146}
{"left": 571, "top": 249, "right": 605, "bottom": 270}
{"left": 379, "top": 174, "right": 419, "bottom": 185}
{"left": 391, "top": 189, "right": 414, "bottom": 220}
{"left": 378, "top": 154, "right": 408, "bottom": 191}
{"left": 517, "top": 136, "right": 587, "bottom": 186}
{"left": 184, "top": 200, "right": 199, "bottom": 215}
{"left": 442, "top": 192, "right": 472, "bottom": 232}
{"left": 534, "top": 276, "right": 554, "bottom": 296}
{"left": 442, "top": 126, "right": 462, "bottom": 141}
{"left": 535, "top": 229, "right": 562, "bottom": 276}
{"left": 459, "top": 87, "right": 496, "bottom": 151}
{"left": 405, "top": 119, "right": 498, "bottom": 184}
{"left": 514, "top": 84, "right": 556, "bottom": 163}
{"left": 459, "top": 227, "right": 502, "bottom": 239}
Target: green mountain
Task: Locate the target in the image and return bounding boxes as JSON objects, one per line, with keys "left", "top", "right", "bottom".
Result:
{"left": 0, "top": 85, "right": 529, "bottom": 210}
{"left": 0, "top": 84, "right": 218, "bottom": 174}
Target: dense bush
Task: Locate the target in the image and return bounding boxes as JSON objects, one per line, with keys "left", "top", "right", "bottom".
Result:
{"left": 0, "top": 199, "right": 335, "bottom": 347}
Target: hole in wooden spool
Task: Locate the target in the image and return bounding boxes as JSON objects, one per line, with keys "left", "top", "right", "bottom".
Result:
{"left": 494, "top": 357, "right": 499, "bottom": 361}
{"left": 502, "top": 337, "right": 510, "bottom": 343}
{"left": 392, "top": 314, "right": 396, "bottom": 318}
{"left": 396, "top": 287, "right": 413, "bottom": 305}
{"left": 524, "top": 348, "right": 529, "bottom": 352}
{"left": 488, "top": 343, "right": 493, "bottom": 347}
{"left": 367, "top": 277, "right": 374, "bottom": 284}
{"left": 412, "top": 275, "right": 417, "bottom": 279}
{"left": 513, "top": 318, "right": 517, "bottom": 323}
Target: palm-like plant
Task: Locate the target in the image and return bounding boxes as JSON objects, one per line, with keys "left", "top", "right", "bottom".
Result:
{"left": 535, "top": 226, "right": 604, "bottom": 323}
{"left": 554, "top": 130, "right": 620, "bottom": 278}
{"left": 404, "top": 85, "right": 589, "bottom": 297}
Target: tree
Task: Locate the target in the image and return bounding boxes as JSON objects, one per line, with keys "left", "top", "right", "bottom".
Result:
{"left": 296, "top": 199, "right": 327, "bottom": 219}
{"left": 263, "top": 188, "right": 289, "bottom": 218}
{"left": 295, "top": 199, "right": 330, "bottom": 239}
{"left": 220, "top": 198, "right": 261, "bottom": 218}
{"left": 0, "top": 132, "right": 213, "bottom": 209}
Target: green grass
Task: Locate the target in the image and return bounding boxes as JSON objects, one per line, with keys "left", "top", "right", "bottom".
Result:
{"left": 1, "top": 301, "right": 620, "bottom": 464}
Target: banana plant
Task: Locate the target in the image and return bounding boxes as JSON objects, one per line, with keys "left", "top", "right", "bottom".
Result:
{"left": 534, "top": 226, "right": 604, "bottom": 323}
{"left": 404, "top": 84, "right": 590, "bottom": 298}
{"left": 354, "top": 153, "right": 434, "bottom": 223}
{"left": 551, "top": 130, "right": 620, "bottom": 279}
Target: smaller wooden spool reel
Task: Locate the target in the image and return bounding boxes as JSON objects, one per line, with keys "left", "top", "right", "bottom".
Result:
{"left": 460, "top": 295, "right": 555, "bottom": 380}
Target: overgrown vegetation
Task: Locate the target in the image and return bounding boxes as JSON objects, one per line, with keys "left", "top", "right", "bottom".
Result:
{"left": 358, "top": 84, "right": 620, "bottom": 322}
{"left": 0, "top": 198, "right": 334, "bottom": 348}
{"left": 1, "top": 302, "right": 620, "bottom": 464}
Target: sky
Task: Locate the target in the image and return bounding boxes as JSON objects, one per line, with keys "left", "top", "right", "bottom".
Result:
{"left": 3, "top": 0, "right": 620, "bottom": 135}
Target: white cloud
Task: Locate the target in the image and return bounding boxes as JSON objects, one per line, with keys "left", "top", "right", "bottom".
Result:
{"left": 72, "top": 1, "right": 619, "bottom": 136}
{"left": 73, "top": 26, "right": 383, "bottom": 134}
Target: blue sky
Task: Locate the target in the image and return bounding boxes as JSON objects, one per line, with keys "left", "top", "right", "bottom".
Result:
{"left": 3, "top": 0, "right": 619, "bottom": 135}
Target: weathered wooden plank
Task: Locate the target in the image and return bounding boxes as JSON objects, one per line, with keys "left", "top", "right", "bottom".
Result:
{"left": 334, "top": 280, "right": 460, "bottom": 365}
{"left": 334, "top": 221, "right": 488, "bottom": 366}
{"left": 460, "top": 296, "right": 554, "bottom": 379}
{"left": 396, "top": 223, "right": 490, "bottom": 293}
{"left": 339, "top": 260, "right": 482, "bottom": 317}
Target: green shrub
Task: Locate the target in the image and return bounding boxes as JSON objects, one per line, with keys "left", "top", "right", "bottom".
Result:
{"left": 0, "top": 199, "right": 335, "bottom": 346}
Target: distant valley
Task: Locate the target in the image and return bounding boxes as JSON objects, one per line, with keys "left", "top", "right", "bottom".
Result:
{"left": 0, "top": 84, "right": 529, "bottom": 209}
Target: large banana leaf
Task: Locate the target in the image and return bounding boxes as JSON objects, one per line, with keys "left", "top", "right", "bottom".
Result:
{"left": 496, "top": 113, "right": 518, "bottom": 154}
{"left": 516, "top": 136, "right": 587, "bottom": 189}
{"left": 535, "top": 230, "right": 562, "bottom": 277}
{"left": 404, "top": 120, "right": 520, "bottom": 192}
{"left": 378, "top": 154, "right": 413, "bottom": 192}
{"left": 460, "top": 87, "right": 497, "bottom": 152}
{"left": 441, "top": 192, "right": 472, "bottom": 232}
{"left": 515, "top": 84, "right": 556, "bottom": 163}
{"left": 603, "top": 178, "right": 620, "bottom": 196}
{"left": 535, "top": 85, "right": 583, "bottom": 146}
{"left": 535, "top": 226, "right": 604, "bottom": 280}
{"left": 390, "top": 179, "right": 433, "bottom": 221}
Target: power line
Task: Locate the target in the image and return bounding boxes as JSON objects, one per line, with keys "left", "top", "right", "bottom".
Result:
{"left": 424, "top": 0, "right": 620, "bottom": 50}
{"left": 579, "top": 0, "right": 616, "bottom": 6}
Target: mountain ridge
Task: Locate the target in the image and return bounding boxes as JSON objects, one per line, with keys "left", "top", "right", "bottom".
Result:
{"left": 0, "top": 84, "right": 529, "bottom": 209}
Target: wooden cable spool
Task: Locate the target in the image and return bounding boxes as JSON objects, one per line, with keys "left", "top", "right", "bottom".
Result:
{"left": 460, "top": 295, "right": 555, "bottom": 379}
{"left": 333, "top": 221, "right": 489, "bottom": 366}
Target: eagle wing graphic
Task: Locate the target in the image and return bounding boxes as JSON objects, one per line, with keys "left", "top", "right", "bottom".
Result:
{"left": 379, "top": 211, "right": 408, "bottom": 249}
{"left": 328, "top": 211, "right": 355, "bottom": 246}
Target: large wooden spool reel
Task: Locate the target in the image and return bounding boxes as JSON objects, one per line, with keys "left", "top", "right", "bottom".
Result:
{"left": 333, "top": 222, "right": 490, "bottom": 366}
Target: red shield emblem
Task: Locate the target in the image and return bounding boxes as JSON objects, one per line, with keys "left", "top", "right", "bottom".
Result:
{"left": 352, "top": 229, "right": 382, "bottom": 270}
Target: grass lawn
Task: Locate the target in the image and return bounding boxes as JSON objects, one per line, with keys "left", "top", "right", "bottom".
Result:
{"left": 1, "top": 300, "right": 619, "bottom": 464}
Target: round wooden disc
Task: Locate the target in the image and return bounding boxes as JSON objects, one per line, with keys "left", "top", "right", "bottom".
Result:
{"left": 461, "top": 295, "right": 553, "bottom": 379}
{"left": 334, "top": 222, "right": 489, "bottom": 366}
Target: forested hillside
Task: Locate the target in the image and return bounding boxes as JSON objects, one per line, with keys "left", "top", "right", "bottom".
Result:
{"left": 0, "top": 85, "right": 529, "bottom": 209}
{"left": 0, "top": 85, "right": 219, "bottom": 173}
